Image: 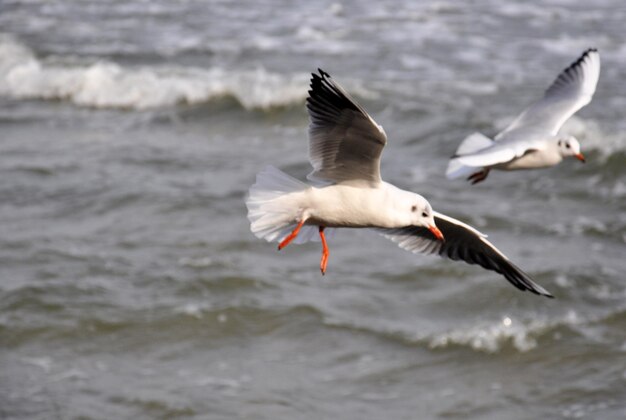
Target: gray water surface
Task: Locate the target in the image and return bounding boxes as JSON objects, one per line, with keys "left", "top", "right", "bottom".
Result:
{"left": 1, "top": 1, "right": 625, "bottom": 419}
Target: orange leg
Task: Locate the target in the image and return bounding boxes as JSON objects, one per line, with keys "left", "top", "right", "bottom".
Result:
{"left": 278, "top": 220, "right": 305, "bottom": 250}
{"left": 319, "top": 226, "right": 329, "bottom": 275}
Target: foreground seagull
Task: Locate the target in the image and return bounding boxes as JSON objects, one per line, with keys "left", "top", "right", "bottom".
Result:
{"left": 447, "top": 48, "right": 600, "bottom": 184}
{"left": 246, "top": 69, "right": 553, "bottom": 297}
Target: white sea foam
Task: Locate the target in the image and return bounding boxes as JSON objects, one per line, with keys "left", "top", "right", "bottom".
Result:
{"left": 0, "top": 35, "right": 310, "bottom": 110}
{"left": 428, "top": 316, "right": 548, "bottom": 353}
{"left": 427, "top": 311, "right": 592, "bottom": 353}
{"left": 324, "top": 310, "right": 597, "bottom": 354}
{"left": 320, "top": 314, "right": 538, "bottom": 353}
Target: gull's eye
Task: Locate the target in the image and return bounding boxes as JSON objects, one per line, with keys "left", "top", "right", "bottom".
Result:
{"left": 421, "top": 212, "right": 428, "bottom": 218}
{"left": 558, "top": 140, "right": 562, "bottom": 146}
{"left": 565, "top": 143, "right": 571, "bottom": 149}
{"left": 411, "top": 205, "right": 417, "bottom": 212}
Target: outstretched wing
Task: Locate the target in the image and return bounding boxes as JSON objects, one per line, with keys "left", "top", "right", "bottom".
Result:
{"left": 377, "top": 212, "right": 553, "bottom": 297}
{"left": 496, "top": 48, "right": 600, "bottom": 139}
{"left": 306, "top": 69, "right": 387, "bottom": 186}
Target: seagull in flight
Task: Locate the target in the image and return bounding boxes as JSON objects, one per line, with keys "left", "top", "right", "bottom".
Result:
{"left": 447, "top": 49, "right": 600, "bottom": 184}
{"left": 246, "top": 69, "right": 553, "bottom": 297}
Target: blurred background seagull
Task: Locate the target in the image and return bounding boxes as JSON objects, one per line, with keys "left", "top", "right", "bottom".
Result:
{"left": 447, "top": 48, "right": 600, "bottom": 184}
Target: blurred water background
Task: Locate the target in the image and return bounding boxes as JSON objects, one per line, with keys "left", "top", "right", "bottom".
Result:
{"left": 1, "top": 1, "right": 625, "bottom": 419}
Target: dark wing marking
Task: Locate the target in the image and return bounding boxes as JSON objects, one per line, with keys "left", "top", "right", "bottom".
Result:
{"left": 377, "top": 212, "right": 554, "bottom": 297}
{"left": 306, "top": 69, "right": 387, "bottom": 186}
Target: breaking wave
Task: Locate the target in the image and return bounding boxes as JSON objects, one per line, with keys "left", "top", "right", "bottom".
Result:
{"left": 0, "top": 34, "right": 310, "bottom": 110}
{"left": 322, "top": 307, "right": 626, "bottom": 354}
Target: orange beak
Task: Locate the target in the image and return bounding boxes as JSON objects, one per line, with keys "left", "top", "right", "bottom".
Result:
{"left": 575, "top": 153, "right": 586, "bottom": 163}
{"left": 428, "top": 225, "right": 445, "bottom": 241}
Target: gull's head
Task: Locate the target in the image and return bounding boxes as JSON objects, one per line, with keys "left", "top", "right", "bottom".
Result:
{"left": 557, "top": 135, "right": 585, "bottom": 163}
{"left": 408, "top": 196, "right": 444, "bottom": 241}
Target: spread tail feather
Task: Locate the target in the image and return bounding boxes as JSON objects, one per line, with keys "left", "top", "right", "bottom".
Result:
{"left": 446, "top": 132, "right": 494, "bottom": 179}
{"left": 246, "top": 166, "right": 333, "bottom": 245}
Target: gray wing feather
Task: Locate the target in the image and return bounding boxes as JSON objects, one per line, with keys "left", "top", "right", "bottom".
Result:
{"left": 306, "top": 69, "right": 387, "bottom": 185}
{"left": 496, "top": 48, "right": 600, "bottom": 139}
{"left": 377, "top": 212, "right": 554, "bottom": 297}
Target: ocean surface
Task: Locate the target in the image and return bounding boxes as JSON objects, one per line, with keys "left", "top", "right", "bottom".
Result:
{"left": 1, "top": 1, "right": 625, "bottom": 419}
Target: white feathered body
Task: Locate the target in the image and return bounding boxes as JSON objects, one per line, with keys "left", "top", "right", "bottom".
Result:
{"left": 447, "top": 130, "right": 563, "bottom": 178}
{"left": 246, "top": 166, "right": 421, "bottom": 245}
{"left": 304, "top": 183, "right": 416, "bottom": 228}
{"left": 493, "top": 142, "right": 562, "bottom": 170}
{"left": 492, "top": 131, "right": 563, "bottom": 170}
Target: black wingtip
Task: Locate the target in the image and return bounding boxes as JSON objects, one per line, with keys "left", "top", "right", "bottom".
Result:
{"left": 307, "top": 68, "right": 360, "bottom": 115}
{"left": 525, "top": 280, "right": 555, "bottom": 298}
{"left": 533, "top": 289, "right": 555, "bottom": 299}
{"left": 318, "top": 68, "right": 330, "bottom": 78}
{"left": 503, "top": 262, "right": 555, "bottom": 298}
{"left": 309, "top": 69, "right": 331, "bottom": 90}
{"left": 543, "top": 48, "right": 599, "bottom": 98}
{"left": 578, "top": 48, "right": 598, "bottom": 62}
{"left": 564, "top": 48, "right": 598, "bottom": 72}
{"left": 311, "top": 68, "right": 331, "bottom": 83}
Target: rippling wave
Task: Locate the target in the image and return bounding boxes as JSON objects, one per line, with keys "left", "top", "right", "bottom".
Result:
{"left": 0, "top": 35, "right": 311, "bottom": 110}
{"left": 2, "top": 1, "right": 626, "bottom": 418}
